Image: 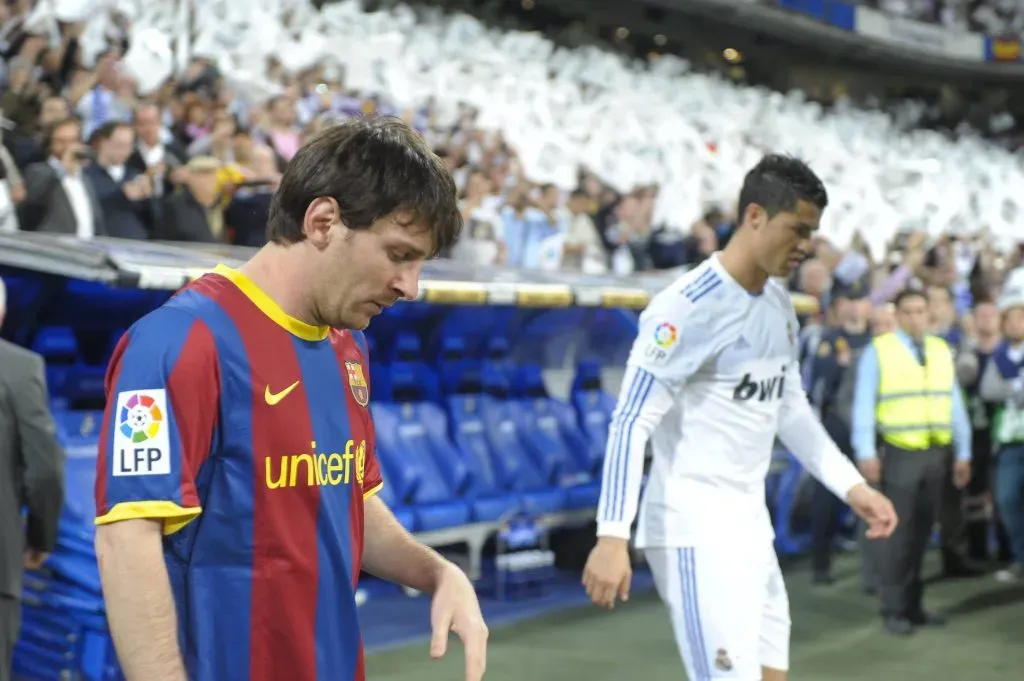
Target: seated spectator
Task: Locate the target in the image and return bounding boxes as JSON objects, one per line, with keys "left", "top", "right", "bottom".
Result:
{"left": 154, "top": 156, "right": 222, "bottom": 243}
{"left": 84, "top": 122, "right": 152, "bottom": 240}
{"left": 17, "top": 117, "right": 103, "bottom": 238}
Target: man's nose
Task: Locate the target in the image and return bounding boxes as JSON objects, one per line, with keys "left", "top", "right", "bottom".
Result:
{"left": 393, "top": 262, "right": 422, "bottom": 302}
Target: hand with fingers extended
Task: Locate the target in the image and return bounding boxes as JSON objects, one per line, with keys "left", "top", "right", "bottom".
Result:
{"left": 429, "top": 561, "right": 489, "bottom": 681}
{"left": 582, "top": 536, "right": 632, "bottom": 610}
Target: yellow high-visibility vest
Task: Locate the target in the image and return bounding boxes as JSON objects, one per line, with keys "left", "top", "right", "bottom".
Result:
{"left": 873, "top": 332, "right": 954, "bottom": 450}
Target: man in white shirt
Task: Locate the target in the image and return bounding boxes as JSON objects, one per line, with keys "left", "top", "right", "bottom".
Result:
{"left": 582, "top": 155, "right": 898, "bottom": 681}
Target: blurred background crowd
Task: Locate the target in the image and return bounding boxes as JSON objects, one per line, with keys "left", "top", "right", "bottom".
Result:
{"left": 3, "top": 0, "right": 1024, "bottom": 679}
{"left": 865, "top": 0, "right": 1024, "bottom": 34}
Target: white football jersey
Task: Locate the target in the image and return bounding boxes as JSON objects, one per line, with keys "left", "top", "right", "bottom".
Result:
{"left": 596, "top": 254, "right": 864, "bottom": 548}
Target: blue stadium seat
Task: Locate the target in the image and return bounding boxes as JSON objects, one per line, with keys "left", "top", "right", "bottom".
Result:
{"left": 388, "top": 332, "right": 441, "bottom": 402}
{"left": 61, "top": 366, "right": 107, "bottom": 407}
{"left": 572, "top": 360, "right": 617, "bottom": 469}
{"left": 32, "top": 327, "right": 78, "bottom": 396}
{"left": 374, "top": 482, "right": 415, "bottom": 532}
{"left": 384, "top": 366, "right": 519, "bottom": 523}
{"left": 436, "top": 336, "right": 482, "bottom": 396}
{"left": 61, "top": 449, "right": 100, "bottom": 524}
{"left": 368, "top": 361, "right": 390, "bottom": 402}
{"left": 513, "top": 364, "right": 600, "bottom": 509}
{"left": 471, "top": 367, "right": 567, "bottom": 515}
{"left": 53, "top": 410, "right": 103, "bottom": 461}
{"left": 370, "top": 402, "right": 470, "bottom": 531}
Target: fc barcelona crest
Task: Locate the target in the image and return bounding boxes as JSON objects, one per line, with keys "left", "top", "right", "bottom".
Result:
{"left": 345, "top": 361, "right": 369, "bottom": 407}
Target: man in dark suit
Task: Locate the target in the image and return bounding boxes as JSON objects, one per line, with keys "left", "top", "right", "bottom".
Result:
{"left": 84, "top": 121, "right": 152, "bottom": 240}
{"left": 0, "top": 277, "right": 65, "bottom": 681}
{"left": 17, "top": 117, "right": 105, "bottom": 237}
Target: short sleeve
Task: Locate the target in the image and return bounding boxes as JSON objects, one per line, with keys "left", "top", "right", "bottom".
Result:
{"left": 627, "top": 292, "right": 715, "bottom": 386}
{"left": 95, "top": 308, "right": 220, "bottom": 535}
{"left": 361, "top": 444, "right": 383, "bottom": 500}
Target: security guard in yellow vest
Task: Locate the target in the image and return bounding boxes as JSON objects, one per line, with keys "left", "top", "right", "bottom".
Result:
{"left": 851, "top": 289, "right": 972, "bottom": 637}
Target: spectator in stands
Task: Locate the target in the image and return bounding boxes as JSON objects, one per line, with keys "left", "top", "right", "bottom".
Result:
{"left": 500, "top": 185, "right": 561, "bottom": 269}
{"left": 0, "top": 276, "right": 65, "bottom": 681}
{"left": 126, "top": 104, "right": 188, "bottom": 201}
{"left": 957, "top": 300, "right": 1014, "bottom": 564}
{"left": 929, "top": 283, "right": 964, "bottom": 348}
{"left": 154, "top": 156, "right": 222, "bottom": 242}
{"left": 18, "top": 117, "right": 103, "bottom": 238}
{"left": 71, "top": 52, "right": 133, "bottom": 141}
{"left": 85, "top": 122, "right": 152, "bottom": 240}
{"left": 978, "top": 293, "right": 1024, "bottom": 583}
{"left": 807, "top": 279, "right": 874, "bottom": 586}
{"left": 561, "top": 189, "right": 607, "bottom": 273}
{"left": 0, "top": 142, "right": 24, "bottom": 234}
{"left": 872, "top": 303, "right": 899, "bottom": 335}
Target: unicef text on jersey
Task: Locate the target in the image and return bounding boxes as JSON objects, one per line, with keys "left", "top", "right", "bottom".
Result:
{"left": 732, "top": 366, "right": 787, "bottom": 402}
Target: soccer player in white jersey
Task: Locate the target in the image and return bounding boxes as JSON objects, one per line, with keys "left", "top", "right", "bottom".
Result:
{"left": 582, "top": 155, "right": 898, "bottom": 681}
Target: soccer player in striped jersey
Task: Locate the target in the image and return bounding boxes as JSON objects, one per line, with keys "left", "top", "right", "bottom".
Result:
{"left": 93, "top": 118, "right": 488, "bottom": 681}
{"left": 582, "top": 155, "right": 898, "bottom": 681}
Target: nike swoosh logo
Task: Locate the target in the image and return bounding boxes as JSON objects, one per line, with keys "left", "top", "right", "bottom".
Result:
{"left": 265, "top": 381, "right": 300, "bottom": 406}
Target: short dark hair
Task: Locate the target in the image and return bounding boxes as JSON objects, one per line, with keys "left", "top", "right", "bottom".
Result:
{"left": 266, "top": 116, "right": 461, "bottom": 255}
{"left": 737, "top": 154, "right": 828, "bottom": 222}
{"left": 89, "top": 120, "right": 132, "bottom": 145}
{"left": 894, "top": 287, "right": 928, "bottom": 309}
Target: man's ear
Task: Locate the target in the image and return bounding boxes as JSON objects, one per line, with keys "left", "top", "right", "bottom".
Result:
{"left": 302, "top": 197, "right": 340, "bottom": 250}
{"left": 743, "top": 203, "right": 768, "bottom": 231}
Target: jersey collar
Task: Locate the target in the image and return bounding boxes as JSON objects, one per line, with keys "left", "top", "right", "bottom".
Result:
{"left": 213, "top": 264, "right": 330, "bottom": 342}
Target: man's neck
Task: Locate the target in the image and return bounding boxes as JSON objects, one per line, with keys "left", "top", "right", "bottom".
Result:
{"left": 718, "top": 238, "right": 769, "bottom": 294}
{"left": 977, "top": 333, "right": 1001, "bottom": 353}
{"left": 238, "top": 244, "right": 319, "bottom": 326}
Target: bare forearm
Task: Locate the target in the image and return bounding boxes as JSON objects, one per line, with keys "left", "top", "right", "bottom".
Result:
{"left": 95, "top": 521, "right": 188, "bottom": 681}
{"left": 362, "top": 496, "right": 447, "bottom": 593}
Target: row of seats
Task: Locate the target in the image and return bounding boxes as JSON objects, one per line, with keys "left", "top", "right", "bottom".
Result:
{"left": 49, "top": 363, "right": 615, "bottom": 534}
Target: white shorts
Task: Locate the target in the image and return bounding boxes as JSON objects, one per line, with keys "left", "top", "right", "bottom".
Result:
{"left": 645, "top": 542, "right": 790, "bottom": 679}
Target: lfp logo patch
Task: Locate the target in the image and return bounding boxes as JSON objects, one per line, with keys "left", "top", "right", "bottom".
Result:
{"left": 112, "top": 389, "right": 171, "bottom": 477}
{"left": 653, "top": 322, "right": 678, "bottom": 348}
{"left": 119, "top": 392, "right": 164, "bottom": 443}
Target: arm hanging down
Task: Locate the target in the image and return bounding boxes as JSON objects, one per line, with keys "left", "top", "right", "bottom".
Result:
{"left": 777, "top": 358, "right": 898, "bottom": 538}
{"left": 585, "top": 291, "right": 715, "bottom": 607}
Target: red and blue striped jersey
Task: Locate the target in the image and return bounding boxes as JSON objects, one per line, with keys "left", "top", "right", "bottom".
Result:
{"left": 94, "top": 265, "right": 383, "bottom": 681}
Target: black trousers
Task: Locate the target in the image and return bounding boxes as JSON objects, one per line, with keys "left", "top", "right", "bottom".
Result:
{"left": 0, "top": 595, "right": 17, "bottom": 681}
{"left": 810, "top": 415, "right": 851, "bottom": 574}
{"left": 810, "top": 415, "right": 881, "bottom": 587}
{"left": 878, "top": 445, "right": 949, "bottom": 618}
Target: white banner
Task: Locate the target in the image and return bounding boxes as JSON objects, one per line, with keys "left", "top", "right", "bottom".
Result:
{"left": 854, "top": 7, "right": 985, "bottom": 60}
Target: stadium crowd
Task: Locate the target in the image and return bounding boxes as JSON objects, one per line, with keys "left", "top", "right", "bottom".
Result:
{"left": 860, "top": 0, "right": 1024, "bottom": 35}
{"left": 1, "top": 0, "right": 1023, "bottom": 576}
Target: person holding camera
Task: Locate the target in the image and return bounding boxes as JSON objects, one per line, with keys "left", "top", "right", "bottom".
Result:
{"left": 17, "top": 117, "right": 104, "bottom": 237}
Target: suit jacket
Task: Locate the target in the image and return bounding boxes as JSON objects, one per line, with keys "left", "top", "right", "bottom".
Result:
{"left": 155, "top": 190, "right": 217, "bottom": 243}
{"left": 0, "top": 339, "right": 65, "bottom": 598}
{"left": 17, "top": 161, "right": 106, "bottom": 236}
{"left": 84, "top": 164, "right": 151, "bottom": 240}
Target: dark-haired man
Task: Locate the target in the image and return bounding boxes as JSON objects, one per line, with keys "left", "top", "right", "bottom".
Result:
{"left": 852, "top": 288, "right": 972, "bottom": 636}
{"left": 806, "top": 278, "right": 874, "bottom": 586}
{"left": 582, "top": 155, "right": 897, "bottom": 681}
{"left": 93, "top": 117, "right": 486, "bottom": 681}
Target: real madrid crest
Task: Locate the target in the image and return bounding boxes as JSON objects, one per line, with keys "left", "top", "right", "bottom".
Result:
{"left": 345, "top": 361, "right": 369, "bottom": 407}
{"left": 714, "top": 648, "right": 733, "bottom": 672}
